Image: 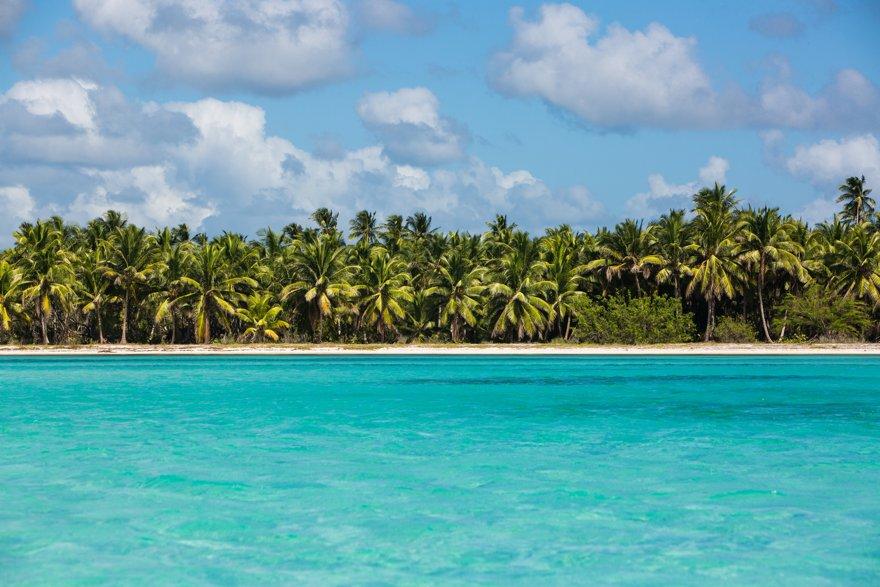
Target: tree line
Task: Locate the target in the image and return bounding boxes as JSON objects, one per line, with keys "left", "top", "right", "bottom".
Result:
{"left": 0, "top": 176, "right": 877, "bottom": 345}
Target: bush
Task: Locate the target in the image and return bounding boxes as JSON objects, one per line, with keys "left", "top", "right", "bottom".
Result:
{"left": 775, "top": 287, "right": 871, "bottom": 342}
{"left": 712, "top": 316, "right": 757, "bottom": 343}
{"left": 572, "top": 295, "right": 696, "bottom": 344}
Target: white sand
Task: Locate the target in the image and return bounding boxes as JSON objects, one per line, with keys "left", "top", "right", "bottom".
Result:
{"left": 0, "top": 343, "right": 878, "bottom": 355}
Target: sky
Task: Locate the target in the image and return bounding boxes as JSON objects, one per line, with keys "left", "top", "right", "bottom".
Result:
{"left": 0, "top": 0, "right": 878, "bottom": 243}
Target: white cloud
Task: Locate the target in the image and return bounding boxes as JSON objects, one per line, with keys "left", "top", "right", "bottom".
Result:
{"left": 490, "top": 4, "right": 718, "bottom": 129}
{"left": 2, "top": 78, "right": 98, "bottom": 131}
{"left": 797, "top": 198, "right": 838, "bottom": 224}
{"left": 0, "top": 185, "right": 36, "bottom": 244}
{"left": 356, "top": 87, "right": 468, "bottom": 165}
{"left": 490, "top": 3, "right": 880, "bottom": 131}
{"left": 785, "top": 134, "right": 880, "bottom": 185}
{"left": 356, "top": 0, "right": 432, "bottom": 35}
{"left": 626, "top": 156, "right": 729, "bottom": 218}
{"left": 73, "top": 0, "right": 355, "bottom": 93}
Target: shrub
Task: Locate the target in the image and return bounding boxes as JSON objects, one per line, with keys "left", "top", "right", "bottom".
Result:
{"left": 572, "top": 295, "right": 696, "bottom": 344}
{"left": 775, "top": 287, "right": 871, "bottom": 342}
{"left": 712, "top": 316, "right": 757, "bottom": 343}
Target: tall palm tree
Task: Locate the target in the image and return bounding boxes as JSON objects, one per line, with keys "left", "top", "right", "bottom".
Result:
{"left": 827, "top": 223, "right": 880, "bottom": 307}
{"left": 487, "top": 232, "right": 555, "bottom": 341}
{"left": 837, "top": 175, "right": 875, "bottom": 225}
{"left": 105, "top": 226, "right": 161, "bottom": 344}
{"left": 541, "top": 229, "right": 587, "bottom": 339}
{"left": 349, "top": 210, "right": 378, "bottom": 246}
{"left": 281, "top": 234, "right": 353, "bottom": 342}
{"left": 16, "top": 222, "right": 76, "bottom": 344}
{"left": 654, "top": 210, "right": 692, "bottom": 301}
{"left": 236, "top": 292, "right": 290, "bottom": 342}
{"left": 588, "top": 219, "right": 663, "bottom": 296}
{"left": 177, "top": 244, "right": 257, "bottom": 344}
{"left": 356, "top": 248, "right": 413, "bottom": 341}
{"left": 738, "top": 207, "right": 808, "bottom": 341}
{"left": 687, "top": 185, "right": 744, "bottom": 341}
{"left": 431, "top": 246, "right": 486, "bottom": 342}
{"left": 311, "top": 207, "right": 339, "bottom": 235}
{"left": 149, "top": 241, "right": 193, "bottom": 343}
{"left": 76, "top": 247, "right": 114, "bottom": 344}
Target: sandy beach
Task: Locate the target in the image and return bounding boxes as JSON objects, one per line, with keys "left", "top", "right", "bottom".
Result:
{"left": 0, "top": 343, "right": 878, "bottom": 355}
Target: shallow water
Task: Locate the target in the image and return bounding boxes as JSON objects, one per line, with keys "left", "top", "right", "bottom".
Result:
{"left": 1, "top": 355, "right": 878, "bottom": 584}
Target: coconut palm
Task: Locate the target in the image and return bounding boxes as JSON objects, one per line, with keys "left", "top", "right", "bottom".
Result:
{"left": 487, "top": 232, "right": 555, "bottom": 341}
{"left": 149, "top": 241, "right": 193, "bottom": 343}
{"left": 738, "top": 207, "right": 808, "bottom": 341}
{"left": 588, "top": 219, "right": 663, "bottom": 296}
{"left": 431, "top": 246, "right": 486, "bottom": 342}
{"left": 827, "top": 223, "right": 880, "bottom": 306}
{"left": 76, "top": 247, "right": 115, "bottom": 344}
{"left": 105, "top": 226, "right": 162, "bottom": 344}
{"left": 356, "top": 248, "right": 413, "bottom": 341}
{"left": 654, "top": 210, "right": 693, "bottom": 301}
{"left": 541, "top": 229, "right": 587, "bottom": 339}
{"left": 349, "top": 210, "right": 378, "bottom": 246}
{"left": 177, "top": 244, "right": 257, "bottom": 344}
{"left": 236, "top": 292, "right": 290, "bottom": 342}
{"left": 837, "top": 175, "right": 875, "bottom": 225}
{"left": 281, "top": 234, "right": 353, "bottom": 342}
{"left": 16, "top": 221, "right": 76, "bottom": 344}
{"left": 687, "top": 185, "right": 744, "bottom": 341}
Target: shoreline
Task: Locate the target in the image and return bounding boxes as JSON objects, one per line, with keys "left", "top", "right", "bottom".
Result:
{"left": 0, "top": 343, "right": 878, "bottom": 356}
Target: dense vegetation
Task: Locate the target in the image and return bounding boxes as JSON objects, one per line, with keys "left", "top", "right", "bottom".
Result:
{"left": 0, "top": 177, "right": 877, "bottom": 345}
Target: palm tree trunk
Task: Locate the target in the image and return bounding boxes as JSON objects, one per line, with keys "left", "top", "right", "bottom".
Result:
{"left": 757, "top": 281, "right": 772, "bottom": 343}
{"left": 39, "top": 306, "right": 49, "bottom": 345}
{"left": 316, "top": 311, "right": 323, "bottom": 343}
{"left": 634, "top": 274, "right": 642, "bottom": 297}
{"left": 451, "top": 315, "right": 460, "bottom": 343}
{"left": 704, "top": 297, "right": 715, "bottom": 342}
{"left": 120, "top": 291, "right": 129, "bottom": 344}
{"left": 96, "top": 302, "right": 105, "bottom": 344}
{"left": 564, "top": 314, "right": 572, "bottom": 341}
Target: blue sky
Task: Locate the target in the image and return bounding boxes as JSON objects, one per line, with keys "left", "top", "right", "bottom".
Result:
{"left": 0, "top": 0, "right": 878, "bottom": 241}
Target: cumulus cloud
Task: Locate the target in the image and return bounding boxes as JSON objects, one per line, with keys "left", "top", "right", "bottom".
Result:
{"left": 0, "top": 77, "right": 600, "bottom": 235}
{"left": 749, "top": 13, "right": 804, "bottom": 38}
{"left": 0, "top": 0, "right": 26, "bottom": 37}
{"left": 626, "top": 156, "right": 729, "bottom": 218}
{"left": 490, "top": 3, "right": 880, "bottom": 131}
{"left": 356, "top": 0, "right": 433, "bottom": 35}
{"left": 783, "top": 134, "right": 880, "bottom": 188}
{"left": 73, "top": 0, "right": 355, "bottom": 93}
{"left": 356, "top": 87, "right": 469, "bottom": 165}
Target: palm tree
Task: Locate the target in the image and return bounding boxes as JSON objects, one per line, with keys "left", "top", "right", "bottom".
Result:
{"left": 541, "top": 229, "right": 587, "bottom": 339}
{"left": 687, "top": 185, "right": 744, "bottom": 341}
{"left": 827, "top": 223, "right": 880, "bottom": 307}
{"left": 738, "top": 207, "right": 808, "bottom": 341}
{"left": 0, "top": 260, "right": 23, "bottom": 335}
{"left": 311, "top": 207, "right": 339, "bottom": 235}
{"left": 349, "top": 210, "right": 378, "bottom": 246}
{"left": 356, "top": 248, "right": 413, "bottom": 341}
{"left": 281, "top": 234, "right": 353, "bottom": 342}
{"left": 236, "top": 292, "right": 290, "bottom": 342}
{"left": 837, "top": 175, "right": 875, "bottom": 225}
{"left": 654, "top": 210, "right": 692, "bottom": 301}
{"left": 588, "top": 219, "right": 663, "bottom": 296}
{"left": 105, "top": 226, "right": 161, "bottom": 344}
{"left": 487, "top": 232, "right": 555, "bottom": 341}
{"left": 76, "top": 247, "right": 114, "bottom": 344}
{"left": 431, "top": 246, "right": 486, "bottom": 342}
{"left": 149, "top": 241, "right": 192, "bottom": 343}
{"left": 177, "top": 244, "right": 257, "bottom": 344}
{"left": 16, "top": 222, "right": 76, "bottom": 344}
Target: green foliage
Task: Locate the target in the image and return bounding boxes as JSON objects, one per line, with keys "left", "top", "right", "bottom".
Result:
{"left": 572, "top": 295, "right": 696, "bottom": 344}
{"left": 776, "top": 287, "right": 871, "bottom": 341}
{"left": 712, "top": 317, "right": 757, "bottom": 343}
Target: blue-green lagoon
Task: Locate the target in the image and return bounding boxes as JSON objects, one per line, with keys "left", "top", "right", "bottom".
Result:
{"left": 1, "top": 355, "right": 878, "bottom": 584}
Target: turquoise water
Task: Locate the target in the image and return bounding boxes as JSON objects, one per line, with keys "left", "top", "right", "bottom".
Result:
{"left": 1, "top": 356, "right": 879, "bottom": 585}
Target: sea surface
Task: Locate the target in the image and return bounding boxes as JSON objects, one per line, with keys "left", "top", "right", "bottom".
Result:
{"left": 1, "top": 355, "right": 878, "bottom": 585}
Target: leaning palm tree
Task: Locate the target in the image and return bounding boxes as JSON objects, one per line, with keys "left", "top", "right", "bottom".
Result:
{"left": 15, "top": 221, "right": 76, "bottom": 344}
{"left": 837, "top": 175, "right": 875, "bottom": 225}
{"left": 687, "top": 186, "right": 744, "bottom": 341}
{"left": 356, "top": 248, "right": 413, "bottom": 341}
{"left": 236, "top": 292, "right": 290, "bottom": 342}
{"left": 588, "top": 219, "right": 663, "bottom": 296}
{"left": 105, "top": 225, "right": 162, "bottom": 344}
{"left": 487, "top": 232, "right": 555, "bottom": 341}
{"left": 738, "top": 207, "right": 808, "bottom": 342}
{"left": 431, "top": 246, "right": 486, "bottom": 342}
{"left": 281, "top": 234, "right": 354, "bottom": 342}
{"left": 0, "top": 260, "right": 23, "bottom": 335}
{"left": 177, "top": 244, "right": 258, "bottom": 344}
{"left": 827, "top": 223, "right": 880, "bottom": 307}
